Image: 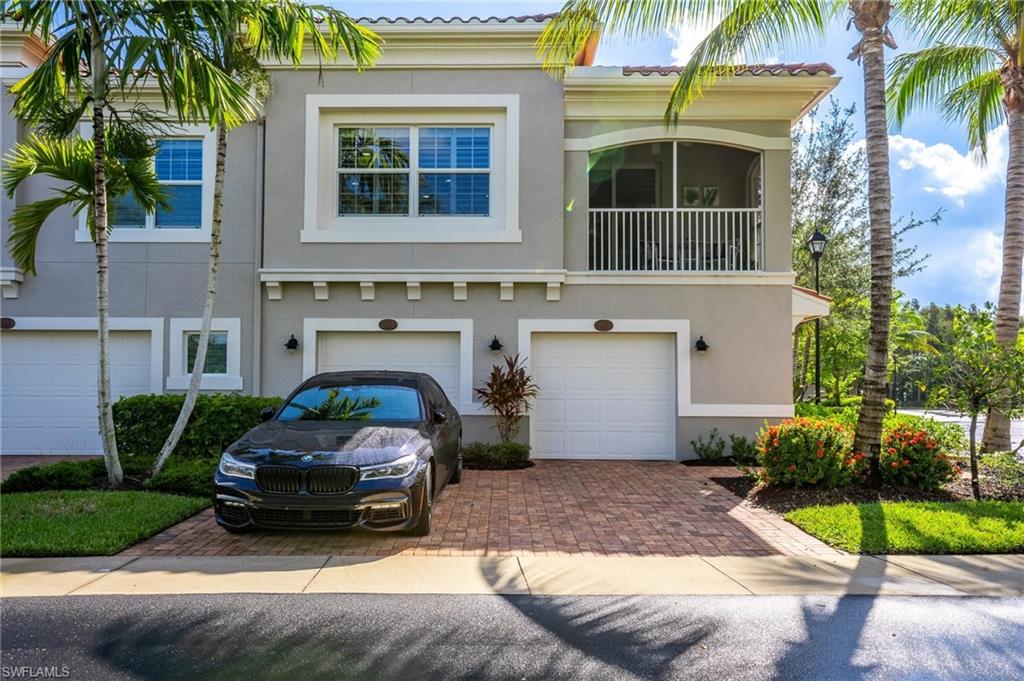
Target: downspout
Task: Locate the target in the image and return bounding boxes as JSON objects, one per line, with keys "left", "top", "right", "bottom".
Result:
{"left": 252, "top": 117, "right": 266, "bottom": 396}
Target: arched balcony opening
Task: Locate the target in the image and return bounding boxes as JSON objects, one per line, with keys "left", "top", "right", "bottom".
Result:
{"left": 588, "top": 141, "right": 763, "bottom": 272}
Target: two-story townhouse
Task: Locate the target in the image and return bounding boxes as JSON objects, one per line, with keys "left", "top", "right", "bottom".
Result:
{"left": 0, "top": 14, "right": 834, "bottom": 460}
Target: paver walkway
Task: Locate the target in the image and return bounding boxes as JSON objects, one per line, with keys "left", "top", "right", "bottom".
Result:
{"left": 124, "top": 461, "right": 837, "bottom": 558}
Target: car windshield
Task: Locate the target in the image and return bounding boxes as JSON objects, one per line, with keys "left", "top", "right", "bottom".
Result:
{"left": 277, "top": 384, "right": 423, "bottom": 422}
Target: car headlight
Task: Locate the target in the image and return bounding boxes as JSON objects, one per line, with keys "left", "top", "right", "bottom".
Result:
{"left": 359, "top": 453, "right": 419, "bottom": 481}
{"left": 219, "top": 452, "right": 256, "bottom": 480}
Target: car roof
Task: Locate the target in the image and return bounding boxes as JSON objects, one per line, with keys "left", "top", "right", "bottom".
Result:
{"left": 301, "top": 370, "right": 431, "bottom": 389}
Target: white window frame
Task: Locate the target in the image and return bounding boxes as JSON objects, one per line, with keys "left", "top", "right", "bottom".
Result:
{"left": 76, "top": 124, "right": 216, "bottom": 243}
{"left": 167, "top": 318, "right": 242, "bottom": 391}
{"left": 303, "top": 94, "right": 520, "bottom": 243}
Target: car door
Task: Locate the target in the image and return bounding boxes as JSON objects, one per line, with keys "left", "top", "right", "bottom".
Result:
{"left": 421, "top": 378, "right": 459, "bottom": 484}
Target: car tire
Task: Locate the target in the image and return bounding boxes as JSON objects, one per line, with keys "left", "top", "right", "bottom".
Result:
{"left": 407, "top": 464, "right": 433, "bottom": 537}
{"left": 449, "top": 444, "right": 463, "bottom": 485}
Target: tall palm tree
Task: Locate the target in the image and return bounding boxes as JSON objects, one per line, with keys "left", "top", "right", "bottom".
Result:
{"left": 538, "top": 0, "right": 900, "bottom": 479}
{"left": 3, "top": 0, "right": 257, "bottom": 486}
{"left": 888, "top": 0, "right": 1024, "bottom": 452}
{"left": 150, "top": 1, "right": 381, "bottom": 476}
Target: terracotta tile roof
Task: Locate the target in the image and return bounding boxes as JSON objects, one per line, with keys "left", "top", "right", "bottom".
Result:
{"left": 793, "top": 285, "right": 834, "bottom": 303}
{"left": 622, "top": 63, "right": 836, "bottom": 77}
{"left": 357, "top": 14, "right": 558, "bottom": 25}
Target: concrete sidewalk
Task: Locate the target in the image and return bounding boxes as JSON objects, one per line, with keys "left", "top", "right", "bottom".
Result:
{"left": 2, "top": 553, "right": 1021, "bottom": 598}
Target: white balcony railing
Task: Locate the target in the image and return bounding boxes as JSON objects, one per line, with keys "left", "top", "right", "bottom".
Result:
{"left": 588, "top": 208, "right": 764, "bottom": 272}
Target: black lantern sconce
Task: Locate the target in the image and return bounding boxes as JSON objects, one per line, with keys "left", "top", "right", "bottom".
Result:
{"left": 694, "top": 336, "right": 710, "bottom": 352}
{"left": 488, "top": 336, "right": 504, "bottom": 352}
{"left": 284, "top": 334, "right": 300, "bottom": 351}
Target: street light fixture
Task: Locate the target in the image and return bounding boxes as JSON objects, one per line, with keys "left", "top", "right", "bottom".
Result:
{"left": 806, "top": 230, "right": 828, "bottom": 404}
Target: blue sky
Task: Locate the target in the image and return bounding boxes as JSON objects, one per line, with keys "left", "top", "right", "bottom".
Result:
{"left": 337, "top": 1, "right": 1013, "bottom": 308}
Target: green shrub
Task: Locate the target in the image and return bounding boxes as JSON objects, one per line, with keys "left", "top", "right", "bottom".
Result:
{"left": 114, "top": 393, "right": 283, "bottom": 458}
{"left": 757, "top": 417, "right": 862, "bottom": 488}
{"left": 691, "top": 428, "right": 726, "bottom": 461}
{"left": 794, "top": 404, "right": 860, "bottom": 427}
{"left": 884, "top": 413, "right": 968, "bottom": 453}
{"left": 729, "top": 434, "right": 760, "bottom": 465}
{"left": 1, "top": 458, "right": 106, "bottom": 492}
{"left": 143, "top": 458, "right": 219, "bottom": 497}
{"left": 461, "top": 441, "right": 531, "bottom": 470}
{"left": 880, "top": 424, "right": 960, "bottom": 491}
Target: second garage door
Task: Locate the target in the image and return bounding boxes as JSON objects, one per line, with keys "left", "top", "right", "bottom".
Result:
{"left": 531, "top": 332, "right": 676, "bottom": 460}
{"left": 1, "top": 330, "right": 153, "bottom": 454}
{"left": 317, "top": 331, "right": 462, "bottom": 406}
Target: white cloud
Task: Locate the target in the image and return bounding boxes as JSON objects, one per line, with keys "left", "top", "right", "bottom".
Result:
{"left": 887, "top": 125, "right": 1007, "bottom": 205}
{"left": 965, "top": 229, "right": 1004, "bottom": 303}
{"left": 668, "top": 20, "right": 716, "bottom": 65}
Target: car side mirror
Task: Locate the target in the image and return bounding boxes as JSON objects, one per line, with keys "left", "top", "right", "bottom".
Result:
{"left": 432, "top": 409, "right": 448, "bottom": 425}
{"left": 260, "top": 406, "right": 275, "bottom": 422}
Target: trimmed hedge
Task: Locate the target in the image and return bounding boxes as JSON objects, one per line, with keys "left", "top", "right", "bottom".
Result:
{"left": 794, "top": 404, "right": 968, "bottom": 454}
{"left": 462, "top": 441, "right": 532, "bottom": 470}
{"left": 1, "top": 455, "right": 216, "bottom": 498}
{"left": 113, "top": 393, "right": 283, "bottom": 459}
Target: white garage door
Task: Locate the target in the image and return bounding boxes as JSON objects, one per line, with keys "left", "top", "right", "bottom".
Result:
{"left": 1, "top": 331, "right": 153, "bottom": 454}
{"left": 317, "top": 332, "right": 461, "bottom": 406}
{"left": 531, "top": 333, "right": 676, "bottom": 460}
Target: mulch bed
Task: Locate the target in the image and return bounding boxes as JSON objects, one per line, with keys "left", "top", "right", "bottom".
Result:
{"left": 713, "top": 456, "right": 1024, "bottom": 515}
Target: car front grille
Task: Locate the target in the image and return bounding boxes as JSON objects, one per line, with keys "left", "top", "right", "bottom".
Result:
{"left": 216, "top": 502, "right": 249, "bottom": 525}
{"left": 255, "top": 465, "right": 301, "bottom": 494}
{"left": 307, "top": 466, "right": 359, "bottom": 495}
{"left": 251, "top": 507, "right": 362, "bottom": 528}
{"left": 367, "top": 505, "right": 408, "bottom": 524}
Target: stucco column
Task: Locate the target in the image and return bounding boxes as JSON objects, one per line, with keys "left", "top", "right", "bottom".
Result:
{"left": 761, "top": 148, "right": 792, "bottom": 272}
{"left": 563, "top": 149, "right": 590, "bottom": 272}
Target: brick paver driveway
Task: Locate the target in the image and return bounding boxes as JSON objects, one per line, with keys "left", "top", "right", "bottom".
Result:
{"left": 125, "top": 461, "right": 837, "bottom": 558}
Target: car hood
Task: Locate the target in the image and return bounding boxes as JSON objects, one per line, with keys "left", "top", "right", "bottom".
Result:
{"left": 225, "top": 420, "right": 429, "bottom": 467}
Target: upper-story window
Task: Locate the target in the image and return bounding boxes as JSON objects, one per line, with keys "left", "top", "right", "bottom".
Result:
{"left": 113, "top": 138, "right": 204, "bottom": 230}
{"left": 337, "top": 126, "right": 491, "bottom": 218}
{"left": 76, "top": 125, "right": 215, "bottom": 244}
{"left": 304, "top": 94, "right": 520, "bottom": 243}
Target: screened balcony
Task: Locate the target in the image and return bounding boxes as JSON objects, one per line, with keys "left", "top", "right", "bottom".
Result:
{"left": 588, "top": 141, "right": 764, "bottom": 272}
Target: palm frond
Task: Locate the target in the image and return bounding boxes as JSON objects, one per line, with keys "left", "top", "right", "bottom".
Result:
{"left": 887, "top": 44, "right": 999, "bottom": 128}
{"left": 943, "top": 71, "right": 1006, "bottom": 157}
{"left": 6, "top": 196, "right": 72, "bottom": 274}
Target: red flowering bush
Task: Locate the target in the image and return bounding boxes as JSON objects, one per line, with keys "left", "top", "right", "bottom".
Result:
{"left": 757, "top": 417, "right": 861, "bottom": 488}
{"left": 880, "top": 424, "right": 960, "bottom": 491}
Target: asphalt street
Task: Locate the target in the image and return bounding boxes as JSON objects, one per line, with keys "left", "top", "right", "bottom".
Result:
{"left": 2, "top": 593, "right": 1021, "bottom": 681}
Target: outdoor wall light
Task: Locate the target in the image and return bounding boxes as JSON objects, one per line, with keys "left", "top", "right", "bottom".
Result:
{"left": 284, "top": 334, "right": 300, "bottom": 351}
{"left": 488, "top": 336, "right": 504, "bottom": 352}
{"left": 694, "top": 336, "right": 710, "bottom": 352}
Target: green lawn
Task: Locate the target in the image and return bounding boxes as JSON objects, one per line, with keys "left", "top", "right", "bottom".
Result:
{"left": 1, "top": 490, "right": 209, "bottom": 557}
{"left": 786, "top": 501, "right": 1024, "bottom": 554}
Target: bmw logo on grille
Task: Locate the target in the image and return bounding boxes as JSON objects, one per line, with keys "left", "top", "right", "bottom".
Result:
{"left": 301, "top": 454, "right": 314, "bottom": 462}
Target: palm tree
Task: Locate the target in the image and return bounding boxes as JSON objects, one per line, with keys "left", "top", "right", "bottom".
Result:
{"left": 539, "top": 0, "right": 900, "bottom": 480}
{"left": 888, "top": 0, "right": 1024, "bottom": 451}
{"left": 3, "top": 0, "right": 257, "bottom": 486}
{"left": 149, "top": 1, "right": 381, "bottom": 477}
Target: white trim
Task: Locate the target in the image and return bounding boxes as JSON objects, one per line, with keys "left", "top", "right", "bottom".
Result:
{"left": 301, "top": 318, "right": 479, "bottom": 415}
{"left": 0, "top": 266, "right": 24, "bottom": 299}
{"left": 792, "top": 287, "right": 832, "bottom": 331}
{"left": 166, "top": 318, "right": 243, "bottom": 391}
{"left": 1, "top": 317, "right": 163, "bottom": 392}
{"left": 303, "top": 94, "right": 520, "bottom": 243}
{"left": 75, "top": 124, "right": 216, "bottom": 243}
{"left": 564, "top": 272, "right": 796, "bottom": 286}
{"left": 261, "top": 268, "right": 565, "bottom": 284}
{"left": 680, "top": 403, "right": 795, "bottom": 418}
{"left": 565, "top": 125, "right": 792, "bottom": 152}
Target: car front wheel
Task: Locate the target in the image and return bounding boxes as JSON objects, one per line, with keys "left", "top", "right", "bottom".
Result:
{"left": 407, "top": 464, "right": 432, "bottom": 537}
{"left": 449, "top": 442, "right": 463, "bottom": 485}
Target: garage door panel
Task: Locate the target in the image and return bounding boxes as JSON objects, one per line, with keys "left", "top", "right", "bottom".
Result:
{"left": 317, "top": 331, "right": 461, "bottom": 405}
{"left": 531, "top": 332, "right": 676, "bottom": 460}
{"left": 1, "top": 330, "right": 152, "bottom": 455}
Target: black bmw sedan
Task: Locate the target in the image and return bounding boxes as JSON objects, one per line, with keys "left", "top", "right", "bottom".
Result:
{"left": 214, "top": 371, "right": 462, "bottom": 536}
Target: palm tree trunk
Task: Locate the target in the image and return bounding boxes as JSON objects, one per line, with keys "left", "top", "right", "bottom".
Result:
{"left": 90, "top": 15, "right": 123, "bottom": 488}
{"left": 851, "top": 3, "right": 894, "bottom": 485}
{"left": 981, "top": 107, "right": 1024, "bottom": 452}
{"left": 152, "top": 122, "right": 227, "bottom": 476}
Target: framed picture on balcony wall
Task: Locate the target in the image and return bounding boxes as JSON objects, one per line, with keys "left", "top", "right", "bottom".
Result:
{"left": 683, "top": 185, "right": 702, "bottom": 207}
{"left": 701, "top": 186, "right": 720, "bottom": 206}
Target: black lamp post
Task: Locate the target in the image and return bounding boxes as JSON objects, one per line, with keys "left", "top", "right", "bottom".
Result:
{"left": 806, "top": 230, "right": 828, "bottom": 404}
